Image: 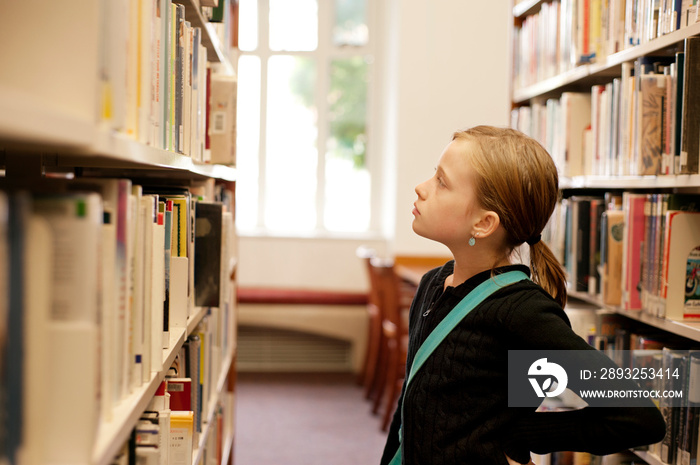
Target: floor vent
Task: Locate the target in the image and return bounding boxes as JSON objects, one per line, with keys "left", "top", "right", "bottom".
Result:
{"left": 237, "top": 325, "right": 353, "bottom": 372}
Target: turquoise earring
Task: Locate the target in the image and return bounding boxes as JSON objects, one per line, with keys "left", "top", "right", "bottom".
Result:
{"left": 469, "top": 236, "right": 476, "bottom": 246}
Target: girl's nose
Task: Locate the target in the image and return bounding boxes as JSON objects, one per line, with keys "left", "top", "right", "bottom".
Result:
{"left": 415, "top": 180, "right": 427, "bottom": 199}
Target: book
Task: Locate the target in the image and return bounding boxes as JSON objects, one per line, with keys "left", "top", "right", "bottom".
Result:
{"left": 194, "top": 202, "right": 223, "bottom": 307}
{"left": 100, "top": 208, "right": 117, "bottom": 420}
{"left": 588, "top": 198, "right": 605, "bottom": 296}
{"left": 0, "top": 193, "right": 7, "bottom": 461}
{"left": 19, "top": 210, "right": 52, "bottom": 465}
{"left": 639, "top": 73, "right": 667, "bottom": 175}
{"left": 99, "top": 0, "right": 129, "bottom": 133}
{"left": 33, "top": 193, "right": 102, "bottom": 463}
{"left": 166, "top": 377, "right": 192, "bottom": 411}
{"left": 660, "top": 349, "right": 689, "bottom": 464}
{"left": 174, "top": 3, "right": 185, "bottom": 153}
{"left": 169, "top": 411, "right": 194, "bottom": 463}
{"left": 680, "top": 351, "right": 700, "bottom": 465}
{"left": 622, "top": 193, "right": 647, "bottom": 310}
{"left": 560, "top": 92, "right": 592, "bottom": 176}
{"left": 661, "top": 211, "right": 700, "bottom": 319}
{"left": 138, "top": 0, "right": 155, "bottom": 146}
{"left": 132, "top": 187, "right": 147, "bottom": 388}
{"left": 674, "top": 51, "right": 686, "bottom": 172}
{"left": 153, "top": 206, "right": 167, "bottom": 350}
{"left": 136, "top": 193, "right": 153, "bottom": 376}
{"left": 185, "top": 334, "right": 202, "bottom": 440}
{"left": 5, "top": 194, "right": 32, "bottom": 464}
{"left": 566, "top": 196, "right": 598, "bottom": 292}
{"left": 602, "top": 209, "right": 625, "bottom": 306}
{"left": 146, "top": 381, "right": 171, "bottom": 465}
{"left": 208, "top": 74, "right": 237, "bottom": 165}
{"left": 68, "top": 178, "right": 133, "bottom": 400}
{"left": 143, "top": 187, "right": 193, "bottom": 322}
{"left": 680, "top": 36, "right": 700, "bottom": 174}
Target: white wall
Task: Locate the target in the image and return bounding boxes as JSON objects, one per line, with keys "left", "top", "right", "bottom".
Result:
{"left": 237, "top": 236, "right": 387, "bottom": 291}
{"left": 389, "top": 0, "right": 512, "bottom": 256}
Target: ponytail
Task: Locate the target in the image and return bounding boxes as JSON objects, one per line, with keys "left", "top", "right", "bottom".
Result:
{"left": 529, "top": 240, "right": 567, "bottom": 308}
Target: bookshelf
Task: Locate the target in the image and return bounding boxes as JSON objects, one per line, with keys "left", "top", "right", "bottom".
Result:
{"left": 511, "top": 1, "right": 700, "bottom": 465}
{"left": 0, "top": 0, "right": 238, "bottom": 464}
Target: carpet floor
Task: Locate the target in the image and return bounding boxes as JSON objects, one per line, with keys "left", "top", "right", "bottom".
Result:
{"left": 234, "top": 372, "right": 390, "bottom": 465}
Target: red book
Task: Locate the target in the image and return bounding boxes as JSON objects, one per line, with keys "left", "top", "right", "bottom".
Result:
{"left": 623, "top": 193, "right": 647, "bottom": 310}
{"left": 166, "top": 378, "right": 192, "bottom": 411}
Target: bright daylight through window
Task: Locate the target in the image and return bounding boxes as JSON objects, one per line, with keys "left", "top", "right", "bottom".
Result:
{"left": 236, "top": 0, "right": 375, "bottom": 235}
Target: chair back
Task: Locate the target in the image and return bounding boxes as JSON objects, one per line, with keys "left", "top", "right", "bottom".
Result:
{"left": 370, "top": 257, "right": 407, "bottom": 341}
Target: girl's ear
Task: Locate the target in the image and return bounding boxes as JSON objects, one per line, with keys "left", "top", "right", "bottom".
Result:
{"left": 472, "top": 210, "right": 501, "bottom": 239}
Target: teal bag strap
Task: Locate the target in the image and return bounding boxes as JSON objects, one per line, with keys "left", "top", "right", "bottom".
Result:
{"left": 389, "top": 270, "right": 529, "bottom": 465}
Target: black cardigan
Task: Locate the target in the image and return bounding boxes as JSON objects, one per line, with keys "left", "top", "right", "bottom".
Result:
{"left": 380, "top": 262, "right": 666, "bottom": 465}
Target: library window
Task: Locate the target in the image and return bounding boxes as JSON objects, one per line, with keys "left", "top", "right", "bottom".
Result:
{"left": 236, "top": 0, "right": 376, "bottom": 235}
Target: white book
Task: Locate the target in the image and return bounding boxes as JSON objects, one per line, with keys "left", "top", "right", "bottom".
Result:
{"left": 208, "top": 73, "right": 238, "bottom": 166}
{"left": 32, "top": 193, "right": 102, "bottom": 323}
{"left": 139, "top": 189, "right": 159, "bottom": 382}
{"left": 1, "top": 2, "right": 100, "bottom": 126}
{"left": 183, "top": 21, "right": 193, "bottom": 157}
{"left": 169, "top": 411, "right": 194, "bottom": 464}
{"left": 152, "top": 0, "right": 163, "bottom": 148}
{"left": 46, "top": 321, "right": 100, "bottom": 464}
{"left": 560, "top": 92, "right": 592, "bottom": 177}
{"left": 146, "top": 382, "right": 171, "bottom": 465}
{"left": 126, "top": 0, "right": 140, "bottom": 139}
{"left": 153, "top": 211, "right": 167, "bottom": 351}
{"left": 138, "top": 0, "right": 155, "bottom": 146}
{"left": 100, "top": 0, "right": 129, "bottom": 132}
{"left": 132, "top": 187, "right": 146, "bottom": 388}
{"left": 18, "top": 215, "right": 52, "bottom": 465}
{"left": 32, "top": 193, "right": 102, "bottom": 464}
{"left": 101, "top": 209, "right": 117, "bottom": 421}
{"left": 68, "top": 178, "right": 133, "bottom": 400}
{"left": 170, "top": 256, "right": 189, "bottom": 330}
{"left": 661, "top": 211, "right": 700, "bottom": 319}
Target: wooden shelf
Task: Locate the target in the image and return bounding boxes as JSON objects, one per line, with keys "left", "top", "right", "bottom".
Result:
{"left": 560, "top": 174, "right": 700, "bottom": 189}
{"left": 631, "top": 450, "right": 666, "bottom": 465}
{"left": 3, "top": 128, "right": 237, "bottom": 181}
{"left": 192, "top": 346, "right": 236, "bottom": 465}
{"left": 568, "top": 290, "right": 700, "bottom": 343}
{"left": 176, "top": 0, "right": 234, "bottom": 73}
{"left": 92, "top": 328, "right": 187, "bottom": 465}
{"left": 92, "top": 306, "right": 235, "bottom": 465}
{"left": 513, "top": 21, "right": 700, "bottom": 103}
{"left": 0, "top": 85, "right": 95, "bottom": 151}
{"left": 513, "top": 0, "right": 545, "bottom": 18}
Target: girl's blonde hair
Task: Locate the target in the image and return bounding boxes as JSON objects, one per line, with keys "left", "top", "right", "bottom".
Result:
{"left": 453, "top": 125, "right": 567, "bottom": 307}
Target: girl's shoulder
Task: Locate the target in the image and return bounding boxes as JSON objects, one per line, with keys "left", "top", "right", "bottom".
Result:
{"left": 491, "top": 278, "right": 572, "bottom": 326}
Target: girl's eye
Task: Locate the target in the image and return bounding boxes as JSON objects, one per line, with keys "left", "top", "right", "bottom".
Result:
{"left": 437, "top": 177, "right": 446, "bottom": 187}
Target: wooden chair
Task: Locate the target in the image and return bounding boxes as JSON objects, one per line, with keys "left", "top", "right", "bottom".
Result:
{"left": 355, "top": 246, "right": 383, "bottom": 396}
{"left": 370, "top": 258, "right": 412, "bottom": 431}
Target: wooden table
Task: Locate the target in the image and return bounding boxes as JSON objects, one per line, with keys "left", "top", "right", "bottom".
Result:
{"left": 394, "top": 255, "right": 451, "bottom": 287}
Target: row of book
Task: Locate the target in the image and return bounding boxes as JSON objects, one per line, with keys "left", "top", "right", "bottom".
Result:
{"left": 0, "top": 178, "right": 237, "bottom": 464}
{"left": 100, "top": 0, "right": 237, "bottom": 164}
{"left": 111, "top": 331, "right": 235, "bottom": 465}
{"left": 544, "top": 192, "right": 700, "bottom": 319}
{"left": 594, "top": 312, "right": 700, "bottom": 465}
{"left": 513, "top": 0, "right": 700, "bottom": 90}
{"left": 513, "top": 37, "right": 700, "bottom": 176}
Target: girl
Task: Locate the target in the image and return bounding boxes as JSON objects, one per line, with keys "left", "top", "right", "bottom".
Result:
{"left": 380, "top": 126, "right": 666, "bottom": 465}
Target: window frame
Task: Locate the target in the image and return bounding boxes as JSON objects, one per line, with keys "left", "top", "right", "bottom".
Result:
{"left": 236, "top": 0, "right": 383, "bottom": 238}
